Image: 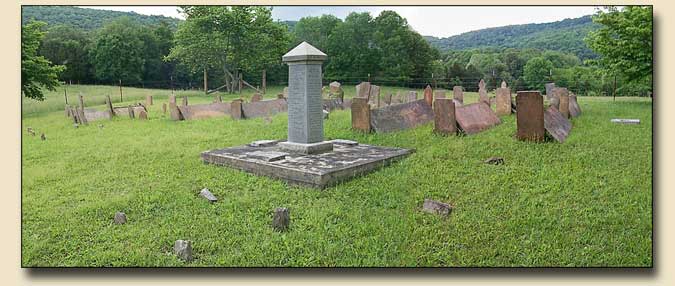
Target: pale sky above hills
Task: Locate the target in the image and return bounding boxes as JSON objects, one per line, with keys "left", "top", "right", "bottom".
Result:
{"left": 81, "top": 6, "right": 600, "bottom": 38}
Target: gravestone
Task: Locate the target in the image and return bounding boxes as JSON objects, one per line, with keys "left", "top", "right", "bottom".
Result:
{"left": 545, "top": 83, "right": 556, "bottom": 100}
{"left": 329, "top": 81, "right": 341, "bottom": 94}
{"left": 273, "top": 207, "right": 290, "bottom": 232}
{"left": 83, "top": 109, "right": 113, "bottom": 121}
{"left": 242, "top": 99, "right": 288, "bottom": 119}
{"left": 105, "top": 95, "right": 114, "bottom": 116}
{"left": 173, "top": 240, "right": 193, "bottom": 262}
{"left": 478, "top": 79, "right": 489, "bottom": 105}
{"left": 230, "top": 99, "right": 243, "bottom": 120}
{"left": 137, "top": 110, "right": 148, "bottom": 120}
{"left": 422, "top": 199, "right": 452, "bottom": 216}
{"left": 199, "top": 188, "right": 218, "bottom": 202}
{"left": 384, "top": 93, "right": 392, "bottom": 105}
{"left": 516, "top": 91, "right": 545, "bottom": 142}
{"left": 569, "top": 94, "right": 581, "bottom": 117}
{"left": 251, "top": 93, "right": 263, "bottom": 102}
{"left": 322, "top": 98, "right": 345, "bottom": 111}
{"left": 495, "top": 85, "right": 512, "bottom": 116}
{"left": 351, "top": 97, "right": 371, "bottom": 132}
{"left": 501, "top": 81, "right": 507, "bottom": 88}
{"left": 356, "top": 82, "right": 371, "bottom": 98}
{"left": 424, "top": 85, "right": 433, "bottom": 106}
{"left": 169, "top": 95, "right": 177, "bottom": 105}
{"left": 182, "top": 96, "right": 188, "bottom": 106}
{"left": 434, "top": 89, "right": 446, "bottom": 99}
{"left": 162, "top": 103, "right": 167, "bottom": 114}
{"left": 558, "top": 88, "right": 570, "bottom": 118}
{"left": 433, "top": 98, "right": 457, "bottom": 135}
{"left": 544, "top": 106, "right": 572, "bottom": 143}
{"left": 278, "top": 42, "right": 332, "bottom": 154}
{"left": 169, "top": 102, "right": 183, "bottom": 121}
{"left": 113, "top": 212, "right": 127, "bottom": 224}
{"left": 283, "top": 87, "right": 289, "bottom": 98}
{"left": 370, "top": 99, "right": 434, "bottom": 133}
{"left": 407, "top": 91, "right": 417, "bottom": 102}
{"left": 453, "top": 86, "right": 464, "bottom": 104}
{"left": 146, "top": 95, "right": 153, "bottom": 106}
{"left": 455, "top": 103, "right": 501, "bottom": 135}
{"left": 214, "top": 95, "right": 222, "bottom": 103}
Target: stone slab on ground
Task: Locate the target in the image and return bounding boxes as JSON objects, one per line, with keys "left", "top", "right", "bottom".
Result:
{"left": 544, "top": 106, "right": 572, "bottom": 143}
{"left": 370, "top": 99, "right": 434, "bottom": 133}
{"left": 422, "top": 199, "right": 452, "bottom": 216}
{"left": 611, "top": 119, "right": 640, "bottom": 124}
{"left": 83, "top": 109, "right": 112, "bottom": 122}
{"left": 241, "top": 98, "right": 288, "bottom": 119}
{"left": 178, "top": 102, "right": 231, "bottom": 120}
{"left": 201, "top": 141, "right": 412, "bottom": 189}
{"left": 199, "top": 188, "right": 218, "bottom": 202}
{"left": 455, "top": 102, "right": 501, "bottom": 135}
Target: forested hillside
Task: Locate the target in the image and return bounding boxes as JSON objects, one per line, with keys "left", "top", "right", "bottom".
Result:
{"left": 425, "top": 16, "right": 600, "bottom": 59}
{"left": 21, "top": 6, "right": 181, "bottom": 30}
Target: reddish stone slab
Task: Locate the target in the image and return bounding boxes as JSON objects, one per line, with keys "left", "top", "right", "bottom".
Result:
{"left": 241, "top": 98, "right": 287, "bottom": 119}
{"left": 516, "top": 91, "right": 545, "bottom": 142}
{"left": 453, "top": 86, "right": 464, "bottom": 104}
{"left": 544, "top": 106, "right": 572, "bottom": 143}
{"left": 433, "top": 98, "right": 457, "bottom": 135}
{"left": 169, "top": 102, "right": 183, "bottom": 121}
{"left": 495, "top": 87, "right": 512, "bottom": 116}
{"left": 569, "top": 94, "right": 581, "bottom": 117}
{"left": 370, "top": 99, "right": 434, "bottom": 133}
{"left": 138, "top": 110, "right": 148, "bottom": 120}
{"left": 557, "top": 88, "right": 570, "bottom": 118}
{"left": 424, "top": 85, "right": 433, "bottom": 106}
{"left": 351, "top": 97, "right": 371, "bottom": 132}
{"left": 230, "top": 99, "right": 243, "bottom": 120}
{"left": 455, "top": 102, "right": 501, "bottom": 135}
{"left": 251, "top": 93, "right": 263, "bottom": 102}
{"left": 178, "top": 102, "right": 231, "bottom": 120}
{"left": 83, "top": 108, "right": 112, "bottom": 122}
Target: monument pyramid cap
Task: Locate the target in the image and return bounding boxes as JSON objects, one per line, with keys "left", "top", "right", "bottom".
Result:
{"left": 283, "top": 41, "right": 327, "bottom": 63}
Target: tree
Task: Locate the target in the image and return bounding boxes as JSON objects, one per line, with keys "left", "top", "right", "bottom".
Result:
{"left": 167, "top": 6, "right": 290, "bottom": 93}
{"left": 325, "top": 12, "right": 380, "bottom": 81}
{"left": 90, "top": 17, "right": 146, "bottom": 84}
{"left": 39, "top": 24, "right": 91, "bottom": 83}
{"left": 586, "top": 6, "right": 652, "bottom": 93}
{"left": 21, "top": 21, "right": 64, "bottom": 101}
{"left": 292, "top": 15, "right": 341, "bottom": 51}
{"left": 523, "top": 57, "right": 553, "bottom": 90}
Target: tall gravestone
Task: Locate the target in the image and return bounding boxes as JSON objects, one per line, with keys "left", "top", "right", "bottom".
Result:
{"left": 424, "top": 85, "right": 433, "bottom": 106}
{"left": 516, "top": 91, "right": 545, "bottom": 142}
{"left": 495, "top": 81, "right": 511, "bottom": 116}
{"left": 453, "top": 86, "right": 464, "bottom": 104}
{"left": 278, "top": 42, "right": 333, "bottom": 154}
{"left": 478, "top": 79, "right": 489, "bottom": 105}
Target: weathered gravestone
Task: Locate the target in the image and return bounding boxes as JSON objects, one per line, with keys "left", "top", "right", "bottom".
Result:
{"left": 162, "top": 103, "right": 167, "bottom": 114}
{"left": 569, "top": 94, "right": 581, "bottom": 117}
{"left": 356, "top": 82, "right": 381, "bottom": 107}
{"left": 251, "top": 93, "right": 263, "bottom": 102}
{"left": 455, "top": 103, "right": 501, "bottom": 135}
{"left": 83, "top": 109, "right": 113, "bottom": 122}
{"left": 545, "top": 83, "right": 556, "bottom": 100}
{"left": 146, "top": 95, "right": 153, "bottom": 106}
{"left": 370, "top": 99, "right": 434, "bottom": 133}
{"left": 329, "top": 81, "right": 341, "bottom": 94}
{"left": 114, "top": 105, "right": 146, "bottom": 118}
{"left": 230, "top": 99, "right": 243, "bottom": 120}
{"left": 169, "top": 95, "right": 177, "bottom": 105}
{"left": 544, "top": 106, "right": 572, "bottom": 143}
{"left": 182, "top": 96, "right": 188, "bottom": 106}
{"left": 478, "top": 79, "right": 489, "bottom": 105}
{"left": 138, "top": 110, "right": 148, "bottom": 120}
{"left": 105, "top": 95, "right": 114, "bottom": 116}
{"left": 556, "top": 88, "right": 570, "bottom": 118}
{"left": 495, "top": 82, "right": 512, "bottom": 116}
{"left": 407, "top": 91, "right": 418, "bottom": 102}
{"left": 384, "top": 93, "right": 392, "bottom": 106}
{"left": 434, "top": 89, "right": 446, "bottom": 99}
{"left": 273, "top": 207, "right": 290, "bottom": 232}
{"left": 113, "top": 212, "right": 127, "bottom": 224}
{"left": 283, "top": 87, "right": 289, "bottom": 98}
{"left": 422, "top": 199, "right": 452, "bottom": 216}
{"left": 241, "top": 99, "right": 288, "bottom": 119}
{"left": 323, "top": 98, "right": 346, "bottom": 112}
{"left": 77, "top": 95, "right": 88, "bottom": 125}
{"left": 351, "top": 97, "right": 371, "bottom": 132}
{"left": 453, "top": 86, "right": 464, "bottom": 104}
{"left": 433, "top": 98, "right": 457, "bottom": 135}
{"left": 169, "top": 102, "right": 183, "bottom": 121}
{"left": 424, "top": 85, "right": 433, "bottom": 106}
{"left": 516, "top": 91, "right": 545, "bottom": 142}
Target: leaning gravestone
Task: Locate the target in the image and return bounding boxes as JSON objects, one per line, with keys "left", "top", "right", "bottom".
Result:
{"left": 545, "top": 83, "right": 556, "bottom": 100}
{"left": 516, "top": 91, "right": 545, "bottom": 142}
{"left": 424, "top": 85, "right": 433, "bottom": 106}
{"left": 569, "top": 94, "right": 581, "bottom": 117}
{"left": 544, "top": 106, "right": 572, "bottom": 143}
{"left": 478, "top": 79, "right": 489, "bottom": 105}
{"left": 201, "top": 42, "right": 412, "bottom": 189}
{"left": 370, "top": 99, "right": 434, "bottom": 133}
{"left": 558, "top": 88, "right": 570, "bottom": 118}
{"left": 495, "top": 82, "right": 511, "bottom": 116}
{"left": 433, "top": 98, "right": 457, "bottom": 135}
{"left": 453, "top": 86, "right": 464, "bottom": 104}
{"left": 455, "top": 103, "right": 501, "bottom": 135}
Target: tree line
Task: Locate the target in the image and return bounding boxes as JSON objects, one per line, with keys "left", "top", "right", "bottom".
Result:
{"left": 22, "top": 6, "right": 652, "bottom": 100}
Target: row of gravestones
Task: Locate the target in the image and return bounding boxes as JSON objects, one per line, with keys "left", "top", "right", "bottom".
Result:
{"left": 65, "top": 95, "right": 148, "bottom": 125}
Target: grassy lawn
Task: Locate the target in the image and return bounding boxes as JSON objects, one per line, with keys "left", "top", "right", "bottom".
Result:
{"left": 21, "top": 85, "right": 652, "bottom": 267}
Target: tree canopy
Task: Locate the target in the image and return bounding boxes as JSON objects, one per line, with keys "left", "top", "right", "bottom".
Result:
{"left": 21, "top": 21, "right": 64, "bottom": 101}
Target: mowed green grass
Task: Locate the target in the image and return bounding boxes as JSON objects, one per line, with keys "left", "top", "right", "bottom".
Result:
{"left": 21, "top": 85, "right": 652, "bottom": 267}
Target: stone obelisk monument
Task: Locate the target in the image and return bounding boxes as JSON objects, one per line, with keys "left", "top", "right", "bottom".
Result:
{"left": 278, "top": 42, "right": 333, "bottom": 154}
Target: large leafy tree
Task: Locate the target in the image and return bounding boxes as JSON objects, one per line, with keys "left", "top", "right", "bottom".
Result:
{"left": 167, "top": 6, "right": 290, "bottom": 93}
{"left": 523, "top": 56, "right": 554, "bottom": 90}
{"left": 325, "top": 12, "right": 380, "bottom": 81}
{"left": 39, "top": 24, "right": 91, "bottom": 82}
{"left": 90, "top": 17, "right": 146, "bottom": 84}
{"left": 21, "top": 21, "right": 64, "bottom": 101}
{"left": 586, "top": 6, "right": 652, "bottom": 91}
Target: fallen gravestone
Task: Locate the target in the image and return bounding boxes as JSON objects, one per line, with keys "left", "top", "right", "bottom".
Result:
{"left": 241, "top": 98, "right": 288, "bottom": 119}
{"left": 495, "top": 82, "right": 511, "bottom": 116}
{"left": 453, "top": 86, "right": 464, "bottom": 104}
{"left": 424, "top": 85, "right": 433, "bottom": 106}
{"left": 569, "top": 94, "right": 581, "bottom": 117}
{"left": 455, "top": 102, "right": 501, "bottom": 135}
{"left": 273, "top": 207, "right": 290, "bottom": 232}
{"left": 177, "top": 102, "right": 231, "bottom": 120}
{"left": 611, "top": 119, "right": 640, "bottom": 124}
{"left": 544, "top": 106, "right": 572, "bottom": 143}
{"left": 199, "top": 188, "right": 217, "bottom": 202}
{"left": 433, "top": 98, "right": 457, "bottom": 136}
{"left": 351, "top": 97, "right": 371, "bottom": 132}
{"left": 173, "top": 240, "right": 193, "bottom": 262}
{"left": 370, "top": 99, "right": 434, "bottom": 133}
{"left": 422, "top": 199, "right": 452, "bottom": 216}
{"left": 516, "top": 91, "right": 545, "bottom": 142}
{"left": 114, "top": 106, "right": 146, "bottom": 118}
{"left": 114, "top": 212, "right": 127, "bottom": 224}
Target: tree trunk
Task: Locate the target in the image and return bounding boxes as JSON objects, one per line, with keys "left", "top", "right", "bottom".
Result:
{"left": 203, "top": 68, "right": 208, "bottom": 94}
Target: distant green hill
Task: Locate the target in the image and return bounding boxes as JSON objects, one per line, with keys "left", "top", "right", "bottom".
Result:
{"left": 21, "top": 6, "right": 181, "bottom": 30}
{"left": 424, "top": 15, "right": 600, "bottom": 59}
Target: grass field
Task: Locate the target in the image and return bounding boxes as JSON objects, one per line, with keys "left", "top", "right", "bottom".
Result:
{"left": 21, "top": 85, "right": 652, "bottom": 267}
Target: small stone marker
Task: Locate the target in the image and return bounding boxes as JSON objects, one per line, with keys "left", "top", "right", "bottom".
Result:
{"left": 544, "top": 106, "right": 572, "bottom": 143}
{"left": 495, "top": 85, "right": 512, "bottom": 116}
{"left": 182, "top": 96, "right": 188, "bottom": 106}
{"left": 113, "top": 212, "right": 127, "bottom": 224}
{"left": 484, "top": 157, "right": 504, "bottom": 165}
{"left": 569, "top": 94, "right": 581, "bottom": 117}
{"left": 478, "top": 79, "right": 489, "bottom": 105}
{"left": 422, "top": 199, "right": 452, "bottom": 216}
{"left": 424, "top": 85, "right": 433, "bottom": 106}
{"left": 501, "top": 81, "right": 507, "bottom": 88}
{"left": 162, "top": 103, "right": 167, "bottom": 114}
{"left": 138, "top": 110, "right": 148, "bottom": 120}
{"left": 557, "top": 88, "right": 570, "bottom": 118}
{"left": 251, "top": 93, "right": 263, "bottom": 102}
{"left": 199, "top": 188, "right": 218, "bottom": 202}
{"left": 351, "top": 97, "right": 371, "bottom": 132}
{"left": 40, "top": 133, "right": 46, "bottom": 141}
{"left": 230, "top": 99, "right": 243, "bottom": 120}
{"left": 173, "top": 240, "right": 193, "bottom": 262}
{"left": 545, "top": 83, "right": 556, "bottom": 100}
{"left": 434, "top": 89, "right": 446, "bottom": 99}
{"left": 169, "top": 102, "right": 183, "bottom": 121}
{"left": 272, "top": 207, "right": 290, "bottom": 232}
{"left": 433, "top": 98, "right": 457, "bottom": 135}
{"left": 516, "top": 91, "right": 545, "bottom": 142}
{"left": 146, "top": 95, "right": 153, "bottom": 106}
{"left": 453, "top": 86, "right": 464, "bottom": 104}
{"left": 611, "top": 119, "right": 640, "bottom": 124}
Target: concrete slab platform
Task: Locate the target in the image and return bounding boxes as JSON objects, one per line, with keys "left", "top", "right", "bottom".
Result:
{"left": 201, "top": 140, "right": 411, "bottom": 189}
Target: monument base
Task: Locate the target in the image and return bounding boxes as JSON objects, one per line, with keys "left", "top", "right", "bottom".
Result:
{"left": 278, "top": 141, "right": 333, "bottom": 154}
{"left": 201, "top": 139, "right": 411, "bottom": 189}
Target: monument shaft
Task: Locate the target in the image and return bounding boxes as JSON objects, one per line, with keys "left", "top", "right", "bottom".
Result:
{"left": 287, "top": 62, "right": 324, "bottom": 143}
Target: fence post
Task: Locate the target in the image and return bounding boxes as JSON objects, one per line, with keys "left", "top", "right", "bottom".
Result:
{"left": 63, "top": 84, "right": 68, "bottom": 105}
{"left": 119, "top": 79, "right": 123, "bottom": 103}
{"left": 262, "top": 69, "right": 267, "bottom": 94}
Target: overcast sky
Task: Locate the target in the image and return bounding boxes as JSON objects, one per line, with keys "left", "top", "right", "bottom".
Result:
{"left": 80, "top": 6, "right": 600, "bottom": 38}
